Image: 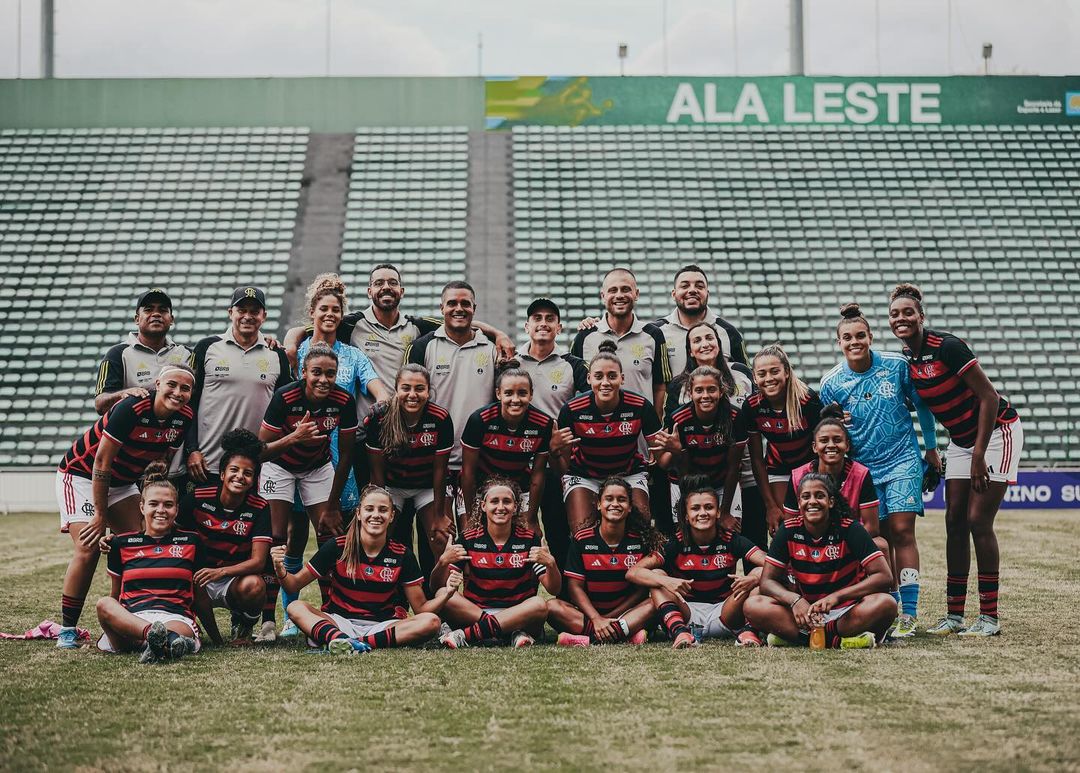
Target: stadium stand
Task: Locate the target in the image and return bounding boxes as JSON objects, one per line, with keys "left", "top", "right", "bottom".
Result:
{"left": 339, "top": 127, "right": 469, "bottom": 314}
{"left": 0, "top": 127, "right": 307, "bottom": 465}
{"left": 511, "top": 123, "right": 1080, "bottom": 464}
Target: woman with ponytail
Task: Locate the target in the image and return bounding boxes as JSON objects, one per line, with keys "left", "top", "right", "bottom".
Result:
{"left": 270, "top": 485, "right": 459, "bottom": 653}
{"left": 738, "top": 344, "right": 823, "bottom": 537}
{"left": 459, "top": 360, "right": 553, "bottom": 532}
{"left": 819, "top": 302, "right": 941, "bottom": 638}
{"left": 888, "top": 283, "right": 1023, "bottom": 638}
{"left": 745, "top": 473, "right": 896, "bottom": 649}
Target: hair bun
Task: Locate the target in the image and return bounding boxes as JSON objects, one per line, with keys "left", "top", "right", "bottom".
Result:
{"left": 597, "top": 340, "right": 619, "bottom": 355}
{"left": 495, "top": 358, "right": 521, "bottom": 375}
{"left": 142, "top": 461, "right": 169, "bottom": 484}
{"left": 820, "top": 402, "right": 845, "bottom": 421}
{"left": 312, "top": 272, "right": 347, "bottom": 296}
{"left": 221, "top": 427, "right": 262, "bottom": 455}
{"left": 890, "top": 282, "right": 923, "bottom": 304}
{"left": 839, "top": 302, "right": 862, "bottom": 319}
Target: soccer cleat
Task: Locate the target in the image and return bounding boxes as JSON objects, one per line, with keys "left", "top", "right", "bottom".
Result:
{"left": 628, "top": 629, "right": 647, "bottom": 645}
{"left": 140, "top": 621, "right": 169, "bottom": 664}
{"left": 672, "top": 631, "right": 697, "bottom": 649}
{"left": 55, "top": 626, "right": 79, "bottom": 650}
{"left": 735, "top": 629, "right": 763, "bottom": 647}
{"left": 556, "top": 632, "right": 591, "bottom": 647}
{"left": 231, "top": 621, "right": 255, "bottom": 644}
{"left": 252, "top": 620, "right": 276, "bottom": 644}
{"left": 891, "top": 614, "right": 918, "bottom": 639}
{"left": 840, "top": 632, "right": 877, "bottom": 649}
{"left": 510, "top": 630, "right": 535, "bottom": 648}
{"left": 170, "top": 635, "right": 198, "bottom": 660}
{"left": 926, "top": 615, "right": 965, "bottom": 637}
{"left": 327, "top": 637, "right": 372, "bottom": 655}
{"left": 439, "top": 629, "right": 469, "bottom": 649}
{"left": 438, "top": 622, "right": 452, "bottom": 639}
{"left": 766, "top": 633, "right": 798, "bottom": 648}
{"left": 957, "top": 614, "right": 1001, "bottom": 638}
{"left": 278, "top": 621, "right": 301, "bottom": 640}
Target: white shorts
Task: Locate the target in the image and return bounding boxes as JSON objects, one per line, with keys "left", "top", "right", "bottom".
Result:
{"left": 797, "top": 602, "right": 854, "bottom": 634}
{"left": 670, "top": 482, "right": 743, "bottom": 522}
{"left": 687, "top": 600, "right": 735, "bottom": 640}
{"left": 945, "top": 420, "right": 1024, "bottom": 484}
{"left": 327, "top": 613, "right": 397, "bottom": 640}
{"left": 204, "top": 576, "right": 236, "bottom": 608}
{"left": 260, "top": 461, "right": 334, "bottom": 505}
{"left": 561, "top": 471, "right": 649, "bottom": 500}
{"left": 97, "top": 610, "right": 201, "bottom": 653}
{"left": 55, "top": 471, "right": 140, "bottom": 533}
{"left": 388, "top": 486, "right": 437, "bottom": 512}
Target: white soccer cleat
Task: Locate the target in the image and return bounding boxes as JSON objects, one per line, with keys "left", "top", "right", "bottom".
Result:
{"left": 957, "top": 615, "right": 1001, "bottom": 638}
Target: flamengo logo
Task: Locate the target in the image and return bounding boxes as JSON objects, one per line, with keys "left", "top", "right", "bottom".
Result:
{"left": 824, "top": 545, "right": 841, "bottom": 560}
{"left": 419, "top": 432, "right": 436, "bottom": 446}
{"left": 380, "top": 567, "right": 395, "bottom": 582}
{"left": 509, "top": 553, "right": 525, "bottom": 568}
{"left": 618, "top": 422, "right": 634, "bottom": 435}
{"left": 169, "top": 545, "right": 184, "bottom": 558}
{"left": 624, "top": 555, "right": 637, "bottom": 568}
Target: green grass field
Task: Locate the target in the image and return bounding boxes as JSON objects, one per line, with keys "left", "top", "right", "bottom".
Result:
{"left": 2, "top": 510, "right": 1079, "bottom": 772}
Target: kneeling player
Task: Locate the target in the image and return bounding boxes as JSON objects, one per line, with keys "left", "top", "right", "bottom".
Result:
{"left": 270, "top": 485, "right": 459, "bottom": 653}
{"left": 745, "top": 473, "right": 896, "bottom": 648}
{"left": 627, "top": 476, "right": 765, "bottom": 648}
{"left": 95, "top": 473, "right": 201, "bottom": 662}
{"left": 433, "top": 478, "right": 560, "bottom": 648}
{"left": 181, "top": 429, "right": 272, "bottom": 645}
{"left": 547, "top": 477, "right": 663, "bottom": 646}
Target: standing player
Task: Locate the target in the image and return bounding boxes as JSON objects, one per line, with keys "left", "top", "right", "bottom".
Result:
{"left": 180, "top": 429, "right": 272, "bottom": 645}
{"left": 547, "top": 477, "right": 663, "bottom": 646}
{"left": 889, "top": 284, "right": 1022, "bottom": 637}
{"left": 432, "top": 478, "right": 560, "bottom": 648}
{"left": 96, "top": 472, "right": 201, "bottom": 662}
{"left": 365, "top": 364, "right": 455, "bottom": 578}
{"left": 740, "top": 344, "right": 823, "bottom": 536}
{"left": 270, "top": 485, "right": 459, "bottom": 653}
{"left": 627, "top": 477, "right": 766, "bottom": 647}
{"left": 551, "top": 342, "right": 663, "bottom": 533}
{"left": 745, "top": 473, "right": 897, "bottom": 649}
{"left": 653, "top": 264, "right": 749, "bottom": 374}
{"left": 514, "top": 297, "right": 588, "bottom": 570}
{"left": 95, "top": 289, "right": 193, "bottom": 484}
{"left": 460, "top": 361, "right": 553, "bottom": 532}
{"left": 55, "top": 365, "right": 196, "bottom": 649}
{"left": 405, "top": 281, "right": 499, "bottom": 545}
{"left": 820, "top": 303, "right": 941, "bottom": 637}
{"left": 571, "top": 267, "right": 669, "bottom": 416}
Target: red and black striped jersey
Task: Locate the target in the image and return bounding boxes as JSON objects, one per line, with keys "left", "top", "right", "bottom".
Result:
{"left": 106, "top": 529, "right": 201, "bottom": 617}
{"left": 460, "top": 403, "right": 553, "bottom": 487}
{"left": 58, "top": 392, "right": 194, "bottom": 484}
{"left": 666, "top": 401, "right": 746, "bottom": 485}
{"left": 902, "top": 329, "right": 1017, "bottom": 449}
{"left": 784, "top": 459, "right": 879, "bottom": 516}
{"left": 307, "top": 535, "right": 423, "bottom": 621}
{"left": 557, "top": 390, "right": 662, "bottom": 479}
{"left": 564, "top": 527, "right": 659, "bottom": 615}
{"left": 261, "top": 381, "right": 358, "bottom": 473}
{"left": 455, "top": 525, "right": 546, "bottom": 608}
{"left": 765, "top": 516, "right": 883, "bottom": 608}
{"left": 662, "top": 530, "right": 763, "bottom": 604}
{"left": 737, "top": 389, "right": 823, "bottom": 476}
{"left": 365, "top": 402, "right": 454, "bottom": 488}
{"left": 177, "top": 486, "right": 272, "bottom": 569}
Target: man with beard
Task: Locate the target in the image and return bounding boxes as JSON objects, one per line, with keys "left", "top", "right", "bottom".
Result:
{"left": 653, "top": 264, "right": 748, "bottom": 375}
{"left": 404, "top": 280, "right": 499, "bottom": 575}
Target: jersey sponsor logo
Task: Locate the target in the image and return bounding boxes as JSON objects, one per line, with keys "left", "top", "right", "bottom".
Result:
{"left": 824, "top": 545, "right": 841, "bottom": 560}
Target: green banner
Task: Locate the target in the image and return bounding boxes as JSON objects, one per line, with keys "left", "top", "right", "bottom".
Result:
{"left": 486, "top": 76, "right": 1080, "bottom": 129}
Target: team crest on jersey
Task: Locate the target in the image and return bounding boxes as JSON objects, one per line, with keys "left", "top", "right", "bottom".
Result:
{"left": 510, "top": 553, "right": 525, "bottom": 568}
{"left": 256, "top": 357, "right": 270, "bottom": 373}
{"left": 419, "top": 432, "right": 436, "bottom": 446}
{"left": 495, "top": 555, "right": 505, "bottom": 566}
{"left": 401, "top": 334, "right": 413, "bottom": 345}
{"left": 609, "top": 556, "right": 620, "bottom": 566}
{"left": 824, "top": 545, "right": 841, "bottom": 560}
{"left": 618, "top": 421, "right": 634, "bottom": 435}
{"left": 474, "top": 352, "right": 490, "bottom": 368}
{"left": 811, "top": 549, "right": 821, "bottom": 559}
{"left": 169, "top": 545, "right": 184, "bottom": 558}
{"left": 624, "top": 555, "right": 638, "bottom": 568}
{"left": 700, "top": 557, "right": 710, "bottom": 567}
{"left": 154, "top": 546, "right": 164, "bottom": 554}
{"left": 380, "top": 567, "right": 396, "bottom": 582}
{"left": 164, "top": 429, "right": 181, "bottom": 443}
{"left": 519, "top": 438, "right": 535, "bottom": 453}
{"left": 550, "top": 368, "right": 565, "bottom": 384}
{"left": 714, "top": 554, "right": 730, "bottom": 568}
{"left": 364, "top": 566, "right": 375, "bottom": 575}
{"left": 876, "top": 380, "right": 896, "bottom": 398}
{"left": 233, "top": 522, "right": 247, "bottom": 535}
{"left": 631, "top": 344, "right": 645, "bottom": 359}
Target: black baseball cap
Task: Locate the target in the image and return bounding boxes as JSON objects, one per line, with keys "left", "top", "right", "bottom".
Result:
{"left": 135, "top": 288, "right": 172, "bottom": 312}
{"left": 230, "top": 286, "right": 266, "bottom": 309}
{"left": 526, "top": 297, "right": 561, "bottom": 319}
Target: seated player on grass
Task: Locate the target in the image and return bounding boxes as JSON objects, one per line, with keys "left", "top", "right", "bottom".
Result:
{"left": 627, "top": 475, "right": 766, "bottom": 648}
{"left": 432, "top": 478, "right": 561, "bottom": 649}
{"left": 745, "top": 473, "right": 896, "bottom": 649}
{"left": 270, "top": 485, "right": 459, "bottom": 654}
{"left": 181, "top": 429, "right": 272, "bottom": 646}
{"left": 547, "top": 476, "right": 663, "bottom": 647}
{"left": 95, "top": 472, "right": 201, "bottom": 663}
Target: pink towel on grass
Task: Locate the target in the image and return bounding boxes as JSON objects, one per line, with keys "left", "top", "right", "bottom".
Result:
{"left": 0, "top": 619, "right": 91, "bottom": 641}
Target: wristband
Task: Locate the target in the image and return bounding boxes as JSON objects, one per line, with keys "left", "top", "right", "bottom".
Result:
{"left": 789, "top": 596, "right": 803, "bottom": 608}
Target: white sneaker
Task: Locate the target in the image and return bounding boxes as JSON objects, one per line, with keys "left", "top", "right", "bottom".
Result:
{"left": 926, "top": 615, "right": 965, "bottom": 636}
{"left": 957, "top": 614, "right": 1001, "bottom": 638}
{"left": 253, "top": 620, "right": 277, "bottom": 644}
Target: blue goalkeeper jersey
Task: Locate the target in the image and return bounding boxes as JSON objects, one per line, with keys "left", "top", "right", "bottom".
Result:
{"left": 819, "top": 351, "right": 936, "bottom": 485}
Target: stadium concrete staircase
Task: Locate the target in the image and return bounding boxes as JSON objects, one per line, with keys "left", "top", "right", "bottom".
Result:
{"left": 0, "top": 127, "right": 306, "bottom": 465}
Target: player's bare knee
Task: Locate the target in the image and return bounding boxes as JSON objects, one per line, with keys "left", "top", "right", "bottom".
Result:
{"left": 285, "top": 600, "right": 308, "bottom": 618}
{"left": 416, "top": 612, "right": 441, "bottom": 636}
